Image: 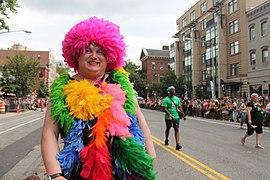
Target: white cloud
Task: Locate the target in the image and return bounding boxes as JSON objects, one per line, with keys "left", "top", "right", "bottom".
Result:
{"left": 0, "top": 0, "right": 199, "bottom": 64}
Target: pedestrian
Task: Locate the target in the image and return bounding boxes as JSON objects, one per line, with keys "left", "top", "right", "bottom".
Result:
{"left": 41, "top": 17, "right": 156, "bottom": 180}
{"left": 239, "top": 99, "right": 247, "bottom": 129}
{"left": 40, "top": 98, "right": 44, "bottom": 112}
{"left": 162, "top": 86, "right": 184, "bottom": 150}
{"left": 241, "top": 93, "right": 265, "bottom": 149}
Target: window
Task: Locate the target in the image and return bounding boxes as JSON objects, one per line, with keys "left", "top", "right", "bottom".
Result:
{"left": 190, "top": 11, "right": 196, "bottom": 22}
{"left": 228, "top": 0, "right": 237, "bottom": 14}
{"left": 201, "top": 2, "right": 206, "bottom": 14}
{"left": 182, "top": 18, "right": 186, "bottom": 28}
{"left": 152, "top": 74, "right": 156, "bottom": 83}
{"left": 230, "top": 63, "right": 239, "bottom": 76}
{"left": 249, "top": 26, "right": 255, "bottom": 40}
{"left": 202, "top": 70, "right": 206, "bottom": 81}
{"left": 160, "top": 61, "right": 164, "bottom": 69}
{"left": 202, "top": 53, "right": 206, "bottom": 64}
{"left": 262, "top": 49, "right": 268, "bottom": 63}
{"left": 250, "top": 52, "right": 256, "bottom": 65}
{"left": 201, "top": 19, "right": 207, "bottom": 30}
{"left": 182, "top": 32, "right": 186, "bottom": 41}
{"left": 201, "top": 37, "right": 205, "bottom": 47}
{"left": 230, "top": 41, "right": 239, "bottom": 55}
{"left": 151, "top": 62, "right": 156, "bottom": 70}
{"left": 261, "top": 22, "right": 268, "bottom": 36}
{"left": 229, "top": 20, "right": 238, "bottom": 34}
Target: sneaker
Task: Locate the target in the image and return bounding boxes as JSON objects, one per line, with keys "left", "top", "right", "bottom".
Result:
{"left": 255, "top": 145, "right": 264, "bottom": 149}
{"left": 164, "top": 139, "right": 169, "bottom": 145}
{"left": 241, "top": 137, "right": 245, "bottom": 145}
{"left": 176, "top": 144, "right": 182, "bottom": 150}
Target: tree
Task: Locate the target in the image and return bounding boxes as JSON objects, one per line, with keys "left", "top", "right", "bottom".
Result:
{"left": 56, "top": 64, "right": 71, "bottom": 75}
{"left": 124, "top": 61, "right": 147, "bottom": 97}
{"left": 0, "top": 0, "right": 19, "bottom": 30}
{"left": 1, "top": 54, "right": 40, "bottom": 97}
{"left": 36, "top": 78, "right": 49, "bottom": 98}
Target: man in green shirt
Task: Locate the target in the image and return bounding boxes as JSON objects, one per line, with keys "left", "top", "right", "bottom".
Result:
{"left": 162, "top": 86, "right": 184, "bottom": 150}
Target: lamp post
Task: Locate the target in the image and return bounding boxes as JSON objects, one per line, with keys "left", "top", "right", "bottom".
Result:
{"left": 0, "top": 30, "right": 32, "bottom": 34}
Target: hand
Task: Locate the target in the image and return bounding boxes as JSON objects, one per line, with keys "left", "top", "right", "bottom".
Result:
{"left": 248, "top": 119, "right": 252, "bottom": 125}
{"left": 170, "top": 116, "right": 176, "bottom": 122}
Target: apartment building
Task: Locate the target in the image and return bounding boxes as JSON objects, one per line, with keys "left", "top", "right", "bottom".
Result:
{"left": 173, "top": 0, "right": 267, "bottom": 98}
{"left": 247, "top": 1, "right": 270, "bottom": 97}
{"left": 0, "top": 43, "right": 57, "bottom": 89}
{"left": 140, "top": 46, "right": 170, "bottom": 84}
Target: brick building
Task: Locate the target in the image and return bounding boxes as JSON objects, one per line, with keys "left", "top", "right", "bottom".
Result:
{"left": 140, "top": 46, "right": 170, "bottom": 84}
{"left": 0, "top": 44, "right": 57, "bottom": 90}
{"left": 172, "top": 0, "right": 267, "bottom": 98}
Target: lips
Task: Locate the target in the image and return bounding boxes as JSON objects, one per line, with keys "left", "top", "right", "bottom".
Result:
{"left": 87, "top": 61, "right": 100, "bottom": 65}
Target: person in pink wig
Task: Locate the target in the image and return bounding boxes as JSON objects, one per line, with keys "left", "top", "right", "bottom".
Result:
{"left": 41, "top": 17, "right": 156, "bottom": 180}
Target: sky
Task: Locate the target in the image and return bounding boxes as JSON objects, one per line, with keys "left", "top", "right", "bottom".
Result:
{"left": 0, "top": 0, "right": 198, "bottom": 65}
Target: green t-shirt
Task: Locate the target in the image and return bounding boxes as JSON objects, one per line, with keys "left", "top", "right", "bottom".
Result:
{"left": 162, "top": 96, "right": 181, "bottom": 119}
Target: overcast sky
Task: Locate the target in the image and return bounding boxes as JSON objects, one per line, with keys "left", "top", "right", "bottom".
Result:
{"left": 0, "top": 0, "right": 198, "bottom": 65}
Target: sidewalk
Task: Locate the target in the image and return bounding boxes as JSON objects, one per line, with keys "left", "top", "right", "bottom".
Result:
{"left": 1, "top": 145, "right": 47, "bottom": 180}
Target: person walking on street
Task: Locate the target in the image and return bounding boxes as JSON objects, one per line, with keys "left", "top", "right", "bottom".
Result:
{"left": 241, "top": 93, "right": 265, "bottom": 149}
{"left": 162, "top": 86, "right": 184, "bottom": 150}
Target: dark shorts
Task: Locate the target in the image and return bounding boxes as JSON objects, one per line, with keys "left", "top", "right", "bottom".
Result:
{"left": 247, "top": 122, "right": 263, "bottom": 135}
{"left": 165, "top": 118, "right": 180, "bottom": 129}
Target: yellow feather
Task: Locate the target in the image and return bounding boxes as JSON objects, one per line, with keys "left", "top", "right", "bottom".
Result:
{"left": 63, "top": 80, "right": 113, "bottom": 121}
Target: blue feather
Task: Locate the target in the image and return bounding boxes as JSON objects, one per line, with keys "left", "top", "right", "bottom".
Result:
{"left": 57, "top": 119, "right": 89, "bottom": 178}
{"left": 127, "top": 113, "right": 144, "bottom": 145}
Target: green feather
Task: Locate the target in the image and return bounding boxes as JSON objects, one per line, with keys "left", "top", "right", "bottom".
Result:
{"left": 49, "top": 73, "right": 74, "bottom": 135}
{"left": 112, "top": 137, "right": 157, "bottom": 180}
{"left": 111, "top": 70, "right": 137, "bottom": 115}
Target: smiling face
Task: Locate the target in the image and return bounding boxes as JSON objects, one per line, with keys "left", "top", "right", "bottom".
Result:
{"left": 78, "top": 43, "right": 107, "bottom": 80}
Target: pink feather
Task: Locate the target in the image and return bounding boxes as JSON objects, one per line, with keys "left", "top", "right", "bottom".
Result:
{"left": 102, "top": 84, "right": 131, "bottom": 137}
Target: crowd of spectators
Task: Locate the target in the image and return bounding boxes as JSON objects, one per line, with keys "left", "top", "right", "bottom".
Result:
{"left": 138, "top": 96, "right": 270, "bottom": 127}
{"left": 0, "top": 95, "right": 48, "bottom": 113}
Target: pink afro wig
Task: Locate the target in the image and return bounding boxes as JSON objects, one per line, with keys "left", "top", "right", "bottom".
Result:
{"left": 62, "top": 17, "right": 127, "bottom": 72}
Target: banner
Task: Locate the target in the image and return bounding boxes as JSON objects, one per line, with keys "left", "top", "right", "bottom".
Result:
{"left": 220, "top": 79, "right": 227, "bottom": 97}
{"left": 210, "top": 78, "right": 216, "bottom": 99}
{"left": 184, "top": 90, "right": 188, "bottom": 100}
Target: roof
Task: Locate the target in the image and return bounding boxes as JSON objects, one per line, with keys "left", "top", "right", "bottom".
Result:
{"left": 140, "top": 48, "right": 170, "bottom": 61}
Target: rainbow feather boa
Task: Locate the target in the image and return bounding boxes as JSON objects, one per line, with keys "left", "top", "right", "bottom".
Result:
{"left": 50, "top": 69, "right": 156, "bottom": 180}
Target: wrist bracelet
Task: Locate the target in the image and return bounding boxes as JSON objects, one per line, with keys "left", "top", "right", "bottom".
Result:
{"left": 48, "top": 173, "right": 63, "bottom": 180}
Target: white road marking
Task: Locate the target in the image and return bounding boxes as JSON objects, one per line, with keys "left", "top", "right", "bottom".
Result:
{"left": 0, "top": 116, "right": 44, "bottom": 135}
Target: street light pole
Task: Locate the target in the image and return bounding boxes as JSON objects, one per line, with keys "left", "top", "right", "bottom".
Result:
{"left": 0, "top": 30, "right": 32, "bottom": 34}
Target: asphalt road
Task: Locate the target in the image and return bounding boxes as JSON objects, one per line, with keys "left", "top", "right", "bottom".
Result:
{"left": 0, "top": 108, "right": 270, "bottom": 180}
{"left": 145, "top": 108, "right": 270, "bottom": 180}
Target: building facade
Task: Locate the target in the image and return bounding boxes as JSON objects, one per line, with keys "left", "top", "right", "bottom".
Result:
{"left": 0, "top": 44, "right": 57, "bottom": 90}
{"left": 247, "top": 1, "right": 270, "bottom": 97}
{"left": 174, "top": 0, "right": 267, "bottom": 98}
{"left": 140, "top": 46, "right": 170, "bottom": 84}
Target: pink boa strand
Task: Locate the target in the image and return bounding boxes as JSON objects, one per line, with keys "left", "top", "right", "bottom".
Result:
{"left": 80, "top": 144, "right": 113, "bottom": 180}
{"left": 102, "top": 84, "right": 131, "bottom": 137}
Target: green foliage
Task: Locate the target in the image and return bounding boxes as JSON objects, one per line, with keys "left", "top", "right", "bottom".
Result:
{"left": 147, "top": 70, "right": 186, "bottom": 98}
{"left": 124, "top": 61, "right": 147, "bottom": 97}
{"left": 37, "top": 78, "right": 49, "bottom": 98}
{"left": 0, "top": 0, "right": 19, "bottom": 30}
{"left": 56, "top": 64, "right": 71, "bottom": 75}
{"left": 1, "top": 54, "right": 41, "bottom": 97}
